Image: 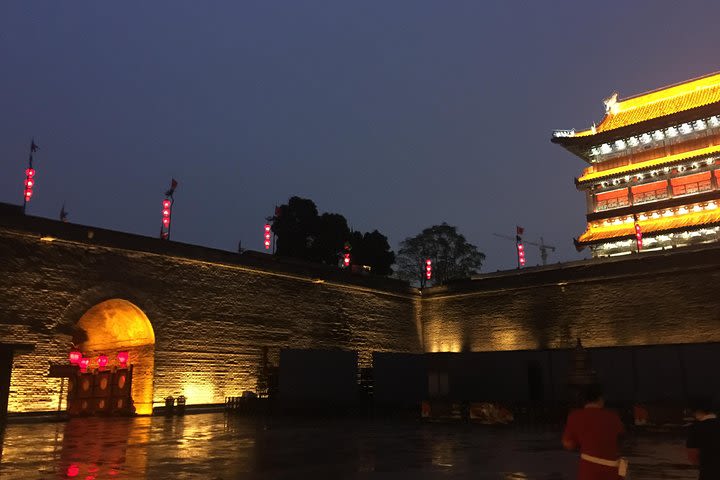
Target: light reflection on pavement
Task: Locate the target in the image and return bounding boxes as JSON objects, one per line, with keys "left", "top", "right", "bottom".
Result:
{"left": 0, "top": 413, "right": 698, "bottom": 479}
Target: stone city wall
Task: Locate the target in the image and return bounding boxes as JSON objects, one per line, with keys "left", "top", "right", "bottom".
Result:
{"left": 0, "top": 210, "right": 420, "bottom": 413}
{"left": 421, "top": 245, "right": 720, "bottom": 353}
{"left": 4, "top": 204, "right": 720, "bottom": 414}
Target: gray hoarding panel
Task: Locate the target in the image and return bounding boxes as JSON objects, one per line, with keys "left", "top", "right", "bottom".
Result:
{"left": 279, "top": 349, "right": 358, "bottom": 403}
{"left": 634, "top": 346, "right": 684, "bottom": 403}
{"left": 592, "top": 348, "right": 636, "bottom": 404}
{"left": 680, "top": 344, "right": 720, "bottom": 402}
{"left": 372, "top": 352, "right": 426, "bottom": 405}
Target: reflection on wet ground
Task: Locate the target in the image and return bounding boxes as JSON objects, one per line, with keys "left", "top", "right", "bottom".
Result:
{"left": 0, "top": 413, "right": 697, "bottom": 479}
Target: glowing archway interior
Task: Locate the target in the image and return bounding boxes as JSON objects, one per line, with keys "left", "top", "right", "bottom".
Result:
{"left": 77, "top": 299, "right": 155, "bottom": 415}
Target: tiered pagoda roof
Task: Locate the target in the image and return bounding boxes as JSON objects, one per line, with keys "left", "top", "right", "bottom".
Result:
{"left": 553, "top": 72, "right": 720, "bottom": 161}
{"left": 554, "top": 70, "right": 720, "bottom": 253}
{"left": 577, "top": 144, "right": 720, "bottom": 184}
{"left": 578, "top": 207, "right": 720, "bottom": 245}
{"left": 576, "top": 72, "right": 720, "bottom": 136}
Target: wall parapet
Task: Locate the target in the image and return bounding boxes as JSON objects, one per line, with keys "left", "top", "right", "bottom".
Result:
{"left": 0, "top": 202, "right": 416, "bottom": 298}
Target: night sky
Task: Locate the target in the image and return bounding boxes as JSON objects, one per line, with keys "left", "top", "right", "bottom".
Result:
{"left": 2, "top": 1, "right": 720, "bottom": 272}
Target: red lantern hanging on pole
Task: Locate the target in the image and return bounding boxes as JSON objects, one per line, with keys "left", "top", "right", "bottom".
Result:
{"left": 517, "top": 242, "right": 526, "bottom": 267}
{"left": 160, "top": 198, "right": 172, "bottom": 239}
{"left": 22, "top": 139, "right": 38, "bottom": 213}
{"left": 342, "top": 242, "right": 351, "bottom": 268}
{"left": 160, "top": 179, "right": 178, "bottom": 240}
{"left": 264, "top": 224, "right": 272, "bottom": 250}
{"left": 425, "top": 259, "right": 432, "bottom": 280}
{"left": 24, "top": 169, "right": 35, "bottom": 202}
{"left": 515, "top": 226, "right": 526, "bottom": 268}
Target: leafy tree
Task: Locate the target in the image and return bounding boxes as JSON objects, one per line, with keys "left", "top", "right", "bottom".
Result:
{"left": 271, "top": 196, "right": 395, "bottom": 274}
{"left": 395, "top": 223, "right": 485, "bottom": 287}
{"left": 311, "top": 213, "right": 350, "bottom": 265}
{"left": 349, "top": 230, "right": 395, "bottom": 276}
{"left": 272, "top": 196, "right": 319, "bottom": 259}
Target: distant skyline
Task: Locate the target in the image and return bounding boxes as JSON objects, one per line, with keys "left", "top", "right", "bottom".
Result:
{"left": 2, "top": 1, "right": 720, "bottom": 272}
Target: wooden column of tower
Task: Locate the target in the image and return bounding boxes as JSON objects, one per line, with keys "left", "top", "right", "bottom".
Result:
{"left": 553, "top": 72, "right": 720, "bottom": 257}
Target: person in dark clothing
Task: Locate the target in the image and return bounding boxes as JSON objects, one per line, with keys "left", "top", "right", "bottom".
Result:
{"left": 686, "top": 397, "right": 720, "bottom": 480}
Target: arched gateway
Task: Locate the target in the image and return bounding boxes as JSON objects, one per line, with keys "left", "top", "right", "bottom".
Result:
{"left": 74, "top": 299, "right": 155, "bottom": 415}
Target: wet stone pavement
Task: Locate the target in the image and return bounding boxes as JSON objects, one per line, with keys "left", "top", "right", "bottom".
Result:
{"left": 0, "top": 413, "right": 697, "bottom": 479}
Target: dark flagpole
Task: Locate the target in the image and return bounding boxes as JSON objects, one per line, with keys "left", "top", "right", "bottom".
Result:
{"left": 167, "top": 196, "right": 175, "bottom": 240}
{"left": 60, "top": 202, "right": 68, "bottom": 222}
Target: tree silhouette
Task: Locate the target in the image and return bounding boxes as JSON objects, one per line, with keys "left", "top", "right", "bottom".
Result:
{"left": 349, "top": 230, "right": 395, "bottom": 276}
{"left": 273, "top": 196, "right": 319, "bottom": 259}
{"left": 396, "top": 223, "right": 485, "bottom": 287}
{"left": 311, "top": 213, "right": 350, "bottom": 265}
{"left": 271, "top": 196, "right": 394, "bottom": 274}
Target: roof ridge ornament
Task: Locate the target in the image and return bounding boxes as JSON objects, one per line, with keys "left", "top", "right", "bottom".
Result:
{"left": 603, "top": 92, "right": 619, "bottom": 114}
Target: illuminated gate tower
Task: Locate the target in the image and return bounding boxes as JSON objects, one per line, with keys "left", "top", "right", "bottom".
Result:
{"left": 553, "top": 72, "right": 720, "bottom": 257}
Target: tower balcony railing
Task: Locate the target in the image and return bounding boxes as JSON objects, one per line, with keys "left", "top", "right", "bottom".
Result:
{"left": 673, "top": 180, "right": 713, "bottom": 197}
{"left": 594, "top": 178, "right": 717, "bottom": 213}
{"left": 633, "top": 189, "right": 669, "bottom": 205}
{"left": 596, "top": 198, "right": 631, "bottom": 211}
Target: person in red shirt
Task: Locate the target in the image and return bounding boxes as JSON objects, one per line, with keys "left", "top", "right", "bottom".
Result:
{"left": 562, "top": 384, "right": 626, "bottom": 480}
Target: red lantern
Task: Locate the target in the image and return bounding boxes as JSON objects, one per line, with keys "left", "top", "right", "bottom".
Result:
{"left": 69, "top": 350, "right": 82, "bottom": 365}
{"left": 425, "top": 259, "right": 432, "bottom": 280}
{"left": 23, "top": 168, "right": 36, "bottom": 203}
{"left": 517, "top": 242, "right": 526, "bottom": 267}
{"left": 117, "top": 351, "right": 129, "bottom": 367}
{"left": 97, "top": 354, "right": 108, "bottom": 370}
{"left": 635, "top": 223, "right": 643, "bottom": 250}
{"left": 264, "top": 224, "right": 272, "bottom": 250}
{"left": 160, "top": 198, "right": 173, "bottom": 238}
{"left": 79, "top": 357, "right": 90, "bottom": 373}
{"left": 66, "top": 464, "right": 79, "bottom": 477}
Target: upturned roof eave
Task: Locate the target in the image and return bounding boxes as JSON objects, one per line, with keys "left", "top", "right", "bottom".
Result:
{"left": 577, "top": 144, "right": 720, "bottom": 185}
{"left": 552, "top": 101, "right": 720, "bottom": 160}
{"left": 577, "top": 218, "right": 720, "bottom": 246}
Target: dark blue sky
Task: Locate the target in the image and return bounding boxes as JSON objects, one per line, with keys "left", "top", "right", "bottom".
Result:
{"left": 2, "top": 1, "right": 719, "bottom": 271}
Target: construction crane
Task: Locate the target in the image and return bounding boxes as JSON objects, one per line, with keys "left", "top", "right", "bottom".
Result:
{"left": 492, "top": 233, "right": 557, "bottom": 266}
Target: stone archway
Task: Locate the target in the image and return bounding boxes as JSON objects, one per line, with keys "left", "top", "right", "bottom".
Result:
{"left": 76, "top": 299, "right": 155, "bottom": 415}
